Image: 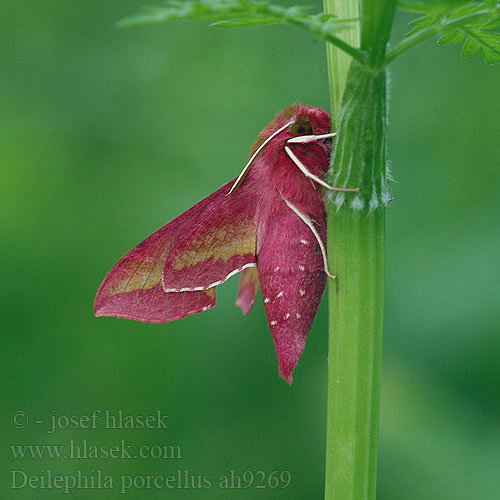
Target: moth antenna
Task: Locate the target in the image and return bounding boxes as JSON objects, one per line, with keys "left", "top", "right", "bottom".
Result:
{"left": 287, "top": 132, "right": 337, "bottom": 144}
{"left": 284, "top": 146, "right": 360, "bottom": 193}
{"left": 282, "top": 197, "right": 336, "bottom": 280}
{"left": 228, "top": 121, "right": 293, "bottom": 195}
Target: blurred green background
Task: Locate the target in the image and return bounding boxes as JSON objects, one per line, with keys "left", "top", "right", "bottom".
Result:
{"left": 2, "top": 1, "right": 499, "bottom": 498}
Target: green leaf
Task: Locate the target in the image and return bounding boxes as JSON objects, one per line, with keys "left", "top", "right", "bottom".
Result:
{"left": 392, "top": 1, "right": 500, "bottom": 64}
{"left": 399, "top": 1, "right": 500, "bottom": 34}
{"left": 212, "top": 17, "right": 283, "bottom": 26}
{"left": 481, "top": 15, "right": 500, "bottom": 28}
{"left": 461, "top": 32, "right": 482, "bottom": 54}
{"left": 465, "top": 28, "right": 500, "bottom": 61}
{"left": 118, "top": 1, "right": 352, "bottom": 35}
{"left": 117, "top": 0, "right": 365, "bottom": 63}
{"left": 438, "top": 27, "right": 466, "bottom": 43}
{"left": 449, "top": 1, "right": 485, "bottom": 19}
{"left": 438, "top": 27, "right": 500, "bottom": 63}
{"left": 118, "top": 0, "right": 276, "bottom": 28}
{"left": 118, "top": 0, "right": 342, "bottom": 30}
{"left": 404, "top": 13, "right": 439, "bottom": 37}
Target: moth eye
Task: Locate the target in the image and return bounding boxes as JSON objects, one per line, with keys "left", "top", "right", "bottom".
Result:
{"left": 291, "top": 120, "right": 313, "bottom": 136}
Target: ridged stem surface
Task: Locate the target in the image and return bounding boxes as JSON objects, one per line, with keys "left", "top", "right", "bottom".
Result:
{"left": 323, "top": 2, "right": 396, "bottom": 499}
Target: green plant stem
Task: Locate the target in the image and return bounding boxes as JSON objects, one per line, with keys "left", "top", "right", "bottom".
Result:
{"left": 323, "top": 0, "right": 360, "bottom": 126}
{"left": 325, "top": 206, "right": 385, "bottom": 500}
{"left": 385, "top": 8, "right": 496, "bottom": 65}
{"left": 385, "top": 24, "right": 440, "bottom": 64}
{"left": 324, "top": 63, "right": 389, "bottom": 500}
{"left": 323, "top": 2, "right": 396, "bottom": 500}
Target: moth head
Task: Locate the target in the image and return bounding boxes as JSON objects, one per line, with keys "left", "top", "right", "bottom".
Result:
{"left": 290, "top": 116, "right": 313, "bottom": 136}
{"left": 291, "top": 107, "right": 330, "bottom": 136}
{"left": 228, "top": 105, "right": 332, "bottom": 195}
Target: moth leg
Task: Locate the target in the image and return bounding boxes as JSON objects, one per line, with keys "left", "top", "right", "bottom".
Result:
{"left": 281, "top": 197, "right": 336, "bottom": 280}
{"left": 287, "top": 132, "right": 336, "bottom": 144}
{"left": 284, "top": 146, "right": 359, "bottom": 193}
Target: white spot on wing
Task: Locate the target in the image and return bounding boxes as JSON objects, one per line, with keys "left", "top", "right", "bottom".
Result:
{"left": 300, "top": 239, "right": 309, "bottom": 245}
{"left": 276, "top": 291, "right": 283, "bottom": 298}
{"left": 285, "top": 313, "right": 290, "bottom": 319}
{"left": 299, "top": 265, "right": 305, "bottom": 271}
{"left": 264, "top": 297, "right": 270, "bottom": 304}
{"left": 300, "top": 289, "right": 306, "bottom": 296}
{"left": 296, "top": 313, "right": 301, "bottom": 319}
{"left": 270, "top": 320, "right": 277, "bottom": 326}
{"left": 274, "top": 266, "right": 280, "bottom": 272}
